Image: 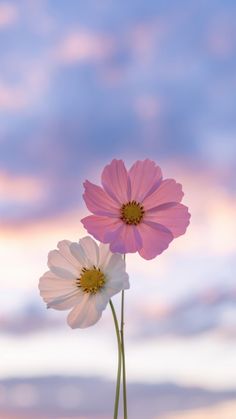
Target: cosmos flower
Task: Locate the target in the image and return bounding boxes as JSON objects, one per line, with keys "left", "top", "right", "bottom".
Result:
{"left": 39, "top": 236, "right": 129, "bottom": 328}
{"left": 82, "top": 159, "right": 190, "bottom": 260}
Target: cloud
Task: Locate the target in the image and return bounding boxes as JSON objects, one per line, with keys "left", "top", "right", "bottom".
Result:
{"left": 134, "top": 287, "right": 236, "bottom": 339}
{"left": 0, "top": 3, "right": 18, "bottom": 29}
{"left": 0, "top": 83, "right": 28, "bottom": 111}
{"left": 0, "top": 170, "right": 46, "bottom": 204}
{"left": 0, "top": 302, "right": 62, "bottom": 336}
{"left": 0, "top": 58, "right": 51, "bottom": 111}
{"left": 163, "top": 401, "right": 236, "bottom": 419}
{"left": 0, "top": 376, "right": 235, "bottom": 419}
{"left": 1, "top": 283, "right": 236, "bottom": 341}
{"left": 54, "top": 30, "right": 114, "bottom": 64}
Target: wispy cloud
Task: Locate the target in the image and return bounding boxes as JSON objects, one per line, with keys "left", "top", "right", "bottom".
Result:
{"left": 54, "top": 30, "right": 114, "bottom": 64}
{"left": 134, "top": 287, "right": 236, "bottom": 339}
{"left": 0, "top": 170, "right": 46, "bottom": 204}
{"left": 0, "top": 376, "right": 235, "bottom": 419}
{"left": 0, "top": 3, "right": 18, "bottom": 29}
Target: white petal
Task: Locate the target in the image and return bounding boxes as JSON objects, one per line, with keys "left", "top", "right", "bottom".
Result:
{"left": 94, "top": 290, "right": 109, "bottom": 311}
{"left": 47, "top": 290, "right": 84, "bottom": 311}
{"left": 103, "top": 253, "right": 126, "bottom": 277}
{"left": 48, "top": 250, "right": 78, "bottom": 279}
{"left": 98, "top": 242, "right": 112, "bottom": 269}
{"left": 67, "top": 294, "right": 102, "bottom": 329}
{"left": 108, "top": 272, "right": 130, "bottom": 289}
{"left": 79, "top": 236, "right": 99, "bottom": 267}
{"left": 39, "top": 272, "right": 75, "bottom": 291}
{"left": 57, "top": 240, "right": 81, "bottom": 267}
{"left": 70, "top": 242, "right": 89, "bottom": 268}
{"left": 39, "top": 270, "right": 83, "bottom": 310}
{"left": 106, "top": 272, "right": 130, "bottom": 293}
{"left": 102, "top": 254, "right": 130, "bottom": 297}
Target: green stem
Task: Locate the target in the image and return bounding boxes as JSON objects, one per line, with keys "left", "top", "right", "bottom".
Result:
{"left": 109, "top": 300, "right": 122, "bottom": 419}
{"left": 121, "top": 289, "right": 128, "bottom": 418}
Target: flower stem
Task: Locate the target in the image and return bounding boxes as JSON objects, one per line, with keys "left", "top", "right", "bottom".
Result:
{"left": 109, "top": 299, "right": 122, "bottom": 419}
{"left": 121, "top": 289, "right": 128, "bottom": 418}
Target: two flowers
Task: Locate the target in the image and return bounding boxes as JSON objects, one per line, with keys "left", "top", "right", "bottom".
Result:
{"left": 39, "top": 159, "right": 190, "bottom": 328}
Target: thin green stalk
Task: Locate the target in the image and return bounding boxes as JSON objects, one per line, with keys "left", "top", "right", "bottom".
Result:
{"left": 109, "top": 299, "right": 122, "bottom": 419}
{"left": 121, "top": 288, "right": 128, "bottom": 418}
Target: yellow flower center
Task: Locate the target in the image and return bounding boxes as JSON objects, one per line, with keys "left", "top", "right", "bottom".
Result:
{"left": 76, "top": 267, "right": 106, "bottom": 294}
{"left": 120, "top": 200, "right": 144, "bottom": 225}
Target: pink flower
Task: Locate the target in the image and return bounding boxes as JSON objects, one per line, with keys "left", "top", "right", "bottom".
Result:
{"left": 81, "top": 159, "right": 191, "bottom": 260}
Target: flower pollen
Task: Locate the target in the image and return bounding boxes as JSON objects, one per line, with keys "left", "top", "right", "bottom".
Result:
{"left": 120, "top": 200, "right": 144, "bottom": 225}
{"left": 76, "top": 266, "right": 106, "bottom": 294}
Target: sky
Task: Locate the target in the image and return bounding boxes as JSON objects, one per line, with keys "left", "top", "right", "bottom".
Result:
{"left": 0, "top": 0, "right": 236, "bottom": 418}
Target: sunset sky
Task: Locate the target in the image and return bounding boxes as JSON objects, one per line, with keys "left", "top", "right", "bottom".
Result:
{"left": 0, "top": 0, "right": 236, "bottom": 418}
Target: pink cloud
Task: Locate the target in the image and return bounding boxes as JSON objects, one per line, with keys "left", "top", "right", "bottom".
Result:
{"left": 0, "top": 3, "right": 18, "bottom": 28}
{"left": 54, "top": 30, "right": 114, "bottom": 64}
{"left": 0, "top": 61, "right": 50, "bottom": 111}
{"left": 163, "top": 401, "right": 236, "bottom": 419}
{"left": 0, "top": 170, "right": 46, "bottom": 204}
{"left": 0, "top": 84, "right": 29, "bottom": 110}
{"left": 134, "top": 95, "right": 162, "bottom": 120}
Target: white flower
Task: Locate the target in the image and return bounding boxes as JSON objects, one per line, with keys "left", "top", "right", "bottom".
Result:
{"left": 39, "top": 236, "right": 129, "bottom": 329}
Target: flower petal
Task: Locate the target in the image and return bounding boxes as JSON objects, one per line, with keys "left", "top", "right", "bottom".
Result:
{"left": 103, "top": 253, "right": 126, "bottom": 276}
{"left": 39, "top": 271, "right": 82, "bottom": 310}
{"left": 79, "top": 236, "right": 99, "bottom": 267}
{"left": 48, "top": 249, "right": 78, "bottom": 279}
{"left": 81, "top": 215, "right": 122, "bottom": 243}
{"left": 107, "top": 272, "right": 130, "bottom": 291}
{"left": 137, "top": 221, "right": 173, "bottom": 260}
{"left": 46, "top": 290, "right": 83, "bottom": 311}
{"left": 67, "top": 294, "right": 102, "bottom": 329}
{"left": 101, "top": 159, "right": 130, "bottom": 204}
{"left": 98, "top": 242, "right": 112, "bottom": 269}
{"left": 128, "top": 159, "right": 162, "bottom": 202}
{"left": 94, "top": 289, "right": 110, "bottom": 311}
{"left": 57, "top": 240, "right": 81, "bottom": 267}
{"left": 145, "top": 203, "right": 191, "bottom": 238}
{"left": 70, "top": 242, "right": 89, "bottom": 268}
{"left": 108, "top": 224, "right": 142, "bottom": 254}
{"left": 39, "top": 271, "right": 75, "bottom": 291}
{"left": 104, "top": 253, "right": 130, "bottom": 297}
{"left": 143, "top": 179, "right": 184, "bottom": 211}
{"left": 83, "top": 180, "right": 120, "bottom": 216}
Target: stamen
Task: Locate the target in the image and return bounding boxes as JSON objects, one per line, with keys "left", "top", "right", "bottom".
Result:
{"left": 120, "top": 200, "right": 145, "bottom": 225}
{"left": 76, "top": 267, "right": 106, "bottom": 294}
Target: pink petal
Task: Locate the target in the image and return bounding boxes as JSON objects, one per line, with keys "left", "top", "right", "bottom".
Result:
{"left": 81, "top": 215, "right": 122, "bottom": 243}
{"left": 83, "top": 180, "right": 119, "bottom": 216}
{"left": 137, "top": 221, "right": 173, "bottom": 260}
{"left": 145, "top": 203, "right": 191, "bottom": 238}
{"left": 128, "top": 159, "right": 162, "bottom": 202}
{"left": 143, "top": 179, "right": 184, "bottom": 211}
{"left": 108, "top": 224, "right": 143, "bottom": 254}
{"left": 101, "top": 159, "right": 130, "bottom": 204}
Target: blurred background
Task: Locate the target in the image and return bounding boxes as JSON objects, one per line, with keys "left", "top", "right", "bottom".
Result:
{"left": 0, "top": 0, "right": 236, "bottom": 418}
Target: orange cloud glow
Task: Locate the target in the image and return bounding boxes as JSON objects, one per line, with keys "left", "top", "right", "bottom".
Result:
{"left": 162, "top": 401, "right": 236, "bottom": 419}
{"left": 0, "top": 170, "right": 46, "bottom": 204}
